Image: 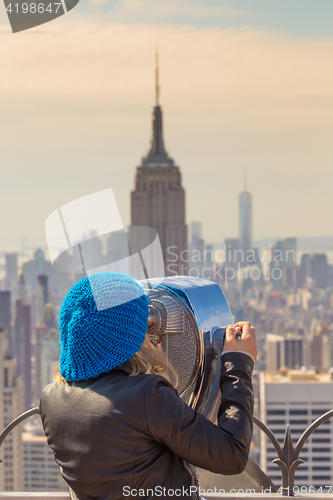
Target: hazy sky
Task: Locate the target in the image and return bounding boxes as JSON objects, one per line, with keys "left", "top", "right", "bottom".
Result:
{"left": 1, "top": 0, "right": 333, "bottom": 252}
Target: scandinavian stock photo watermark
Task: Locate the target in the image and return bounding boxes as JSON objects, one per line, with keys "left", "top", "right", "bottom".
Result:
{"left": 166, "top": 245, "right": 297, "bottom": 283}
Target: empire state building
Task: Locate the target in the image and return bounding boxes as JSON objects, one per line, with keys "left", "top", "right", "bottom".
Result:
{"left": 131, "top": 55, "right": 188, "bottom": 276}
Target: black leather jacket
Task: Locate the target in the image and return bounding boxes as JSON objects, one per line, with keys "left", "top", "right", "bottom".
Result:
{"left": 40, "top": 351, "right": 254, "bottom": 500}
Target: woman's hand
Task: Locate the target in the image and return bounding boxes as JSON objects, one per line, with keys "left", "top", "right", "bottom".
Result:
{"left": 224, "top": 321, "right": 258, "bottom": 361}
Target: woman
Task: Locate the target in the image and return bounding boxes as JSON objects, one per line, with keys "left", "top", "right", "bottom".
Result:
{"left": 40, "top": 271, "right": 257, "bottom": 500}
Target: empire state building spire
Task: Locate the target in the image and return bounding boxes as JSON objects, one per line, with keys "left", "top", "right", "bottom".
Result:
{"left": 141, "top": 49, "right": 174, "bottom": 166}
{"left": 155, "top": 47, "right": 160, "bottom": 106}
{"left": 131, "top": 52, "right": 188, "bottom": 276}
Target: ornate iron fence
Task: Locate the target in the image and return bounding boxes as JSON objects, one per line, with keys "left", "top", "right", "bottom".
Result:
{"left": 253, "top": 411, "right": 333, "bottom": 496}
{"left": 1, "top": 408, "right": 333, "bottom": 496}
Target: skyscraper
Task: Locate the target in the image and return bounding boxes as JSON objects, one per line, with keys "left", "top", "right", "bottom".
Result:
{"left": 239, "top": 172, "right": 252, "bottom": 258}
{"left": 15, "top": 269, "right": 32, "bottom": 411}
{"left": 33, "top": 323, "right": 45, "bottom": 404}
{"left": 224, "top": 238, "right": 241, "bottom": 270}
{"left": 131, "top": 52, "right": 187, "bottom": 276}
{"left": 4, "top": 253, "right": 18, "bottom": 296}
{"left": 301, "top": 253, "right": 329, "bottom": 289}
{"left": 308, "top": 325, "right": 331, "bottom": 370}
{"left": 41, "top": 303, "right": 60, "bottom": 393}
{"left": 35, "top": 274, "right": 49, "bottom": 325}
{"left": 23, "top": 420, "right": 68, "bottom": 492}
{"left": 260, "top": 368, "right": 333, "bottom": 488}
{"left": 0, "top": 291, "right": 12, "bottom": 353}
{"left": 0, "top": 327, "right": 24, "bottom": 492}
{"left": 190, "top": 222, "right": 202, "bottom": 243}
{"left": 266, "top": 333, "right": 304, "bottom": 370}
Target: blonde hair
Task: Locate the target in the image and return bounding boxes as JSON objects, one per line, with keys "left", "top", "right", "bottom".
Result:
{"left": 53, "top": 333, "right": 178, "bottom": 388}
{"left": 53, "top": 366, "right": 67, "bottom": 385}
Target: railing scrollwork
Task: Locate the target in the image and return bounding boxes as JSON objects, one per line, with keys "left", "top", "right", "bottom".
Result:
{"left": 254, "top": 410, "right": 333, "bottom": 496}
{"left": 1, "top": 408, "right": 332, "bottom": 496}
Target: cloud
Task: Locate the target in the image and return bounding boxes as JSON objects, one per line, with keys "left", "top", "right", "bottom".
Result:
{"left": 1, "top": 19, "right": 333, "bottom": 243}
{"left": 0, "top": 0, "right": 248, "bottom": 26}
{"left": 2, "top": 20, "right": 333, "bottom": 128}
{"left": 103, "top": 0, "right": 248, "bottom": 20}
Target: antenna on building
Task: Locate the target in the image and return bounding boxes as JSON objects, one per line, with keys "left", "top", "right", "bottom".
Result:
{"left": 155, "top": 46, "right": 160, "bottom": 106}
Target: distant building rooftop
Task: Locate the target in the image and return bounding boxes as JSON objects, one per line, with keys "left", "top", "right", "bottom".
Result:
{"left": 263, "top": 368, "right": 333, "bottom": 383}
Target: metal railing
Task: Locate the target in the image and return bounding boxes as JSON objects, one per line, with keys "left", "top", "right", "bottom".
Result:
{"left": 1, "top": 409, "right": 333, "bottom": 497}
{"left": 253, "top": 411, "right": 333, "bottom": 496}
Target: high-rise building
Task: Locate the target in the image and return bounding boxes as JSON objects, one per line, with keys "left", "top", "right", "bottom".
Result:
{"left": 302, "top": 254, "right": 329, "bottom": 289}
{"left": 22, "top": 304, "right": 32, "bottom": 411}
{"left": 266, "top": 334, "right": 284, "bottom": 371}
{"left": 260, "top": 368, "right": 333, "bottom": 488}
{"left": 266, "top": 333, "right": 304, "bottom": 371}
{"left": 35, "top": 275, "right": 49, "bottom": 325}
{"left": 33, "top": 323, "right": 46, "bottom": 405}
{"left": 80, "top": 230, "right": 103, "bottom": 271}
{"left": 308, "top": 326, "right": 331, "bottom": 370}
{"left": 105, "top": 230, "right": 130, "bottom": 274}
{"left": 0, "top": 327, "right": 24, "bottom": 492}
{"left": 17, "top": 268, "right": 28, "bottom": 305}
{"left": 189, "top": 222, "right": 205, "bottom": 274}
{"left": 41, "top": 304, "right": 60, "bottom": 393}
{"left": 224, "top": 238, "right": 241, "bottom": 270}
{"left": 0, "top": 332, "right": 4, "bottom": 489}
{"left": 270, "top": 238, "right": 297, "bottom": 290}
{"left": 285, "top": 334, "right": 304, "bottom": 369}
{"left": 190, "top": 222, "right": 202, "bottom": 243}
{"left": 22, "top": 248, "right": 53, "bottom": 292}
{"left": 131, "top": 52, "right": 187, "bottom": 277}
{"left": 205, "top": 244, "right": 214, "bottom": 266}
{"left": 33, "top": 302, "right": 60, "bottom": 402}
{"left": 22, "top": 419, "right": 68, "bottom": 492}
{"left": 4, "top": 253, "right": 18, "bottom": 296}
{"left": 272, "top": 238, "right": 297, "bottom": 269}
{"left": 239, "top": 187, "right": 252, "bottom": 258}
{"left": 0, "top": 291, "right": 12, "bottom": 354}
{"left": 14, "top": 269, "right": 32, "bottom": 411}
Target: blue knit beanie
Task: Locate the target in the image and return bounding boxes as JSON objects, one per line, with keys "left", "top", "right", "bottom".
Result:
{"left": 59, "top": 272, "right": 149, "bottom": 381}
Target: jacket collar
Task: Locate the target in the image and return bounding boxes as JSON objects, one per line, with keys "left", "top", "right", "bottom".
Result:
{"left": 112, "top": 363, "right": 131, "bottom": 375}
